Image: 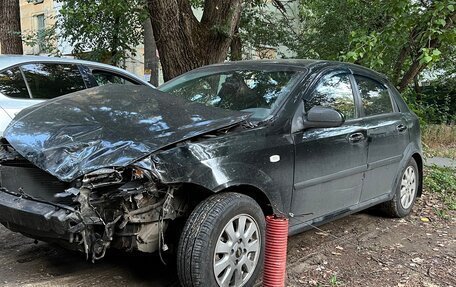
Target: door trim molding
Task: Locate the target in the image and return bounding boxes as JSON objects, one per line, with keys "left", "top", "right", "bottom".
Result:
{"left": 367, "top": 155, "right": 402, "bottom": 170}
{"left": 294, "top": 164, "right": 367, "bottom": 189}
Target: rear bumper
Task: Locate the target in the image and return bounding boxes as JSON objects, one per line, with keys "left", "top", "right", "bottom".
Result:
{"left": 0, "top": 189, "right": 83, "bottom": 246}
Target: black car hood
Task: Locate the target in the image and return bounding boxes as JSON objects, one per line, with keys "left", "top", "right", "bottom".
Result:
{"left": 4, "top": 85, "right": 249, "bottom": 182}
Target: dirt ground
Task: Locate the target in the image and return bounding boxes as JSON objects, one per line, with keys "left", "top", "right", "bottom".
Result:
{"left": 0, "top": 192, "right": 454, "bottom": 287}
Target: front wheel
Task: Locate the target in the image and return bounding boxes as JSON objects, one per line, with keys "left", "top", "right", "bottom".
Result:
{"left": 177, "top": 192, "right": 265, "bottom": 287}
{"left": 381, "top": 158, "right": 419, "bottom": 217}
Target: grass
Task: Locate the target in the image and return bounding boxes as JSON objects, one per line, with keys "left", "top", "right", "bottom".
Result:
{"left": 422, "top": 124, "right": 456, "bottom": 160}
{"left": 425, "top": 146, "right": 456, "bottom": 160}
{"left": 329, "top": 275, "right": 342, "bottom": 286}
{"left": 424, "top": 165, "right": 456, "bottom": 212}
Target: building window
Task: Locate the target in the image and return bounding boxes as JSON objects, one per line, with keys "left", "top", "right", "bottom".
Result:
{"left": 36, "top": 14, "right": 45, "bottom": 53}
{"left": 28, "top": 0, "right": 44, "bottom": 4}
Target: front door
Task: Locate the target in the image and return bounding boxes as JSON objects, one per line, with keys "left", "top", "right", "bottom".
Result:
{"left": 291, "top": 73, "right": 368, "bottom": 224}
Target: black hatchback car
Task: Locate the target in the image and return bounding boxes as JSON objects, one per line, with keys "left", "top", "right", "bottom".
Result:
{"left": 0, "top": 60, "right": 422, "bottom": 287}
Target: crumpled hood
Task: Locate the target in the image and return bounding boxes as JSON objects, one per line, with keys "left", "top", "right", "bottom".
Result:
{"left": 4, "top": 85, "right": 249, "bottom": 182}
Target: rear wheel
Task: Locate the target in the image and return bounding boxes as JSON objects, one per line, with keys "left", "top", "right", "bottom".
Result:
{"left": 381, "top": 158, "right": 419, "bottom": 217}
{"left": 177, "top": 192, "right": 265, "bottom": 287}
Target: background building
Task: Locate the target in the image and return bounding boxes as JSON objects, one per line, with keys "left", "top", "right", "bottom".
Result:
{"left": 17, "top": 0, "right": 147, "bottom": 79}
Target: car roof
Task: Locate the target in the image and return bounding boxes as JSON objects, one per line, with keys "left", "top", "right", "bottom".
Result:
{"left": 0, "top": 55, "right": 153, "bottom": 86}
{"left": 189, "top": 59, "right": 389, "bottom": 81}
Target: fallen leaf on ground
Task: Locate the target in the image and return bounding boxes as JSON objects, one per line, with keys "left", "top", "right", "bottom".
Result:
{"left": 411, "top": 257, "right": 424, "bottom": 264}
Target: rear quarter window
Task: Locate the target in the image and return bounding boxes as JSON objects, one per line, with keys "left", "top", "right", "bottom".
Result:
{"left": 92, "top": 70, "right": 139, "bottom": 86}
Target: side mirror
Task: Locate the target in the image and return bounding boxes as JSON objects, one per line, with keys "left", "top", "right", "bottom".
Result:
{"left": 303, "top": 106, "right": 345, "bottom": 129}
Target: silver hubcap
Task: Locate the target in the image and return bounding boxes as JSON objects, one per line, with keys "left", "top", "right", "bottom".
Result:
{"left": 213, "top": 214, "right": 261, "bottom": 287}
{"left": 400, "top": 166, "right": 417, "bottom": 209}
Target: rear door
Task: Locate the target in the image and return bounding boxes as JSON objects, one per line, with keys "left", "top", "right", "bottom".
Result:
{"left": 353, "top": 75, "right": 410, "bottom": 202}
{"left": 291, "top": 71, "right": 368, "bottom": 222}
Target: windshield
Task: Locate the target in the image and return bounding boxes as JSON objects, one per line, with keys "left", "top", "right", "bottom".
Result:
{"left": 159, "top": 70, "right": 299, "bottom": 120}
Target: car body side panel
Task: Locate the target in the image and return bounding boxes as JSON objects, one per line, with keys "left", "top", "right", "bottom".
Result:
{"left": 0, "top": 95, "right": 43, "bottom": 136}
{"left": 360, "top": 112, "right": 410, "bottom": 201}
{"left": 148, "top": 128, "right": 295, "bottom": 215}
{"left": 291, "top": 120, "right": 368, "bottom": 222}
{"left": 288, "top": 137, "right": 422, "bottom": 237}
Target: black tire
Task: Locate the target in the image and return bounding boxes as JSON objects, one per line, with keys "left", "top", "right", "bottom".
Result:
{"left": 381, "top": 158, "right": 419, "bottom": 217}
{"left": 177, "top": 192, "right": 265, "bottom": 287}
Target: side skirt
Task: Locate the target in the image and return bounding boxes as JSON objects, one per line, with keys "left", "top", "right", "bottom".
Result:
{"left": 288, "top": 193, "right": 392, "bottom": 236}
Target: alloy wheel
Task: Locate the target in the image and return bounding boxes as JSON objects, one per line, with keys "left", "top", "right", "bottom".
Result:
{"left": 213, "top": 214, "right": 261, "bottom": 287}
{"left": 400, "top": 166, "right": 417, "bottom": 209}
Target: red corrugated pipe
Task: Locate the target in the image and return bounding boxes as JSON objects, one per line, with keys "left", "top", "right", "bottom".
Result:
{"left": 263, "top": 215, "right": 289, "bottom": 287}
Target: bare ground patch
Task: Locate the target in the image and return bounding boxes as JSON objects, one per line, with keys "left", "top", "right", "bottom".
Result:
{"left": 0, "top": 192, "right": 454, "bottom": 287}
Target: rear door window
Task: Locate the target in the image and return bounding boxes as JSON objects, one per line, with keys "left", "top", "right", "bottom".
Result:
{"left": 0, "top": 67, "right": 30, "bottom": 99}
{"left": 21, "top": 63, "right": 86, "bottom": 99}
{"left": 92, "top": 70, "right": 138, "bottom": 86}
{"left": 355, "top": 76, "right": 393, "bottom": 116}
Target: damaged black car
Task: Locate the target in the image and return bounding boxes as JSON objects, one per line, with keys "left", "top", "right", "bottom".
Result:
{"left": 0, "top": 60, "right": 422, "bottom": 287}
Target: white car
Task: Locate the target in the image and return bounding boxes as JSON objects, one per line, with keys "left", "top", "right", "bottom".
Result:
{"left": 0, "top": 55, "right": 154, "bottom": 136}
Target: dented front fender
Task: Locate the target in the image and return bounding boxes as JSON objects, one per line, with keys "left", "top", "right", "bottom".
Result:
{"left": 142, "top": 128, "right": 294, "bottom": 215}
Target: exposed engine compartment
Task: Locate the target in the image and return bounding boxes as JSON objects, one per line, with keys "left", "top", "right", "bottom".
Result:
{"left": 0, "top": 139, "right": 187, "bottom": 262}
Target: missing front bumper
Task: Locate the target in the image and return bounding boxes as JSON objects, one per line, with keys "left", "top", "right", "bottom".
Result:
{"left": 0, "top": 190, "right": 84, "bottom": 248}
{"left": 0, "top": 182, "right": 183, "bottom": 262}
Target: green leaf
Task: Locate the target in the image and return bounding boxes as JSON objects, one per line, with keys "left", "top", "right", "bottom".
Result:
{"left": 346, "top": 51, "right": 358, "bottom": 61}
{"left": 435, "top": 18, "right": 446, "bottom": 27}
{"left": 422, "top": 55, "right": 433, "bottom": 64}
{"left": 432, "top": 49, "right": 442, "bottom": 56}
{"left": 448, "top": 5, "right": 454, "bottom": 12}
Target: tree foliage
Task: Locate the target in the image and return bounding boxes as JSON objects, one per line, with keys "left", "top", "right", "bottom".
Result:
{"left": 239, "top": 1, "right": 299, "bottom": 58}
{"left": 295, "top": 0, "right": 389, "bottom": 61}
{"left": 56, "top": 0, "right": 148, "bottom": 66}
{"left": 339, "top": 0, "right": 456, "bottom": 91}
{"left": 241, "top": 0, "right": 455, "bottom": 94}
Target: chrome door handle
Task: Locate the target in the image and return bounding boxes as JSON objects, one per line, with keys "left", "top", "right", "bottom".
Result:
{"left": 348, "top": 132, "right": 365, "bottom": 143}
{"left": 397, "top": 124, "right": 407, "bottom": 132}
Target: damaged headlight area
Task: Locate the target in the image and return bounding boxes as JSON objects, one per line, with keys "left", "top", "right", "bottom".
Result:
{"left": 66, "top": 166, "right": 187, "bottom": 261}
{"left": 0, "top": 142, "right": 187, "bottom": 262}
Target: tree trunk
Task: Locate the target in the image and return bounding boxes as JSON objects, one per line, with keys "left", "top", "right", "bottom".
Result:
{"left": 230, "top": 24, "right": 242, "bottom": 61}
{"left": 392, "top": 45, "right": 410, "bottom": 85}
{"left": 0, "top": 0, "right": 23, "bottom": 54}
{"left": 110, "top": 15, "right": 121, "bottom": 66}
{"left": 147, "top": 0, "right": 242, "bottom": 81}
{"left": 144, "top": 18, "right": 159, "bottom": 86}
{"left": 397, "top": 60, "right": 422, "bottom": 92}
